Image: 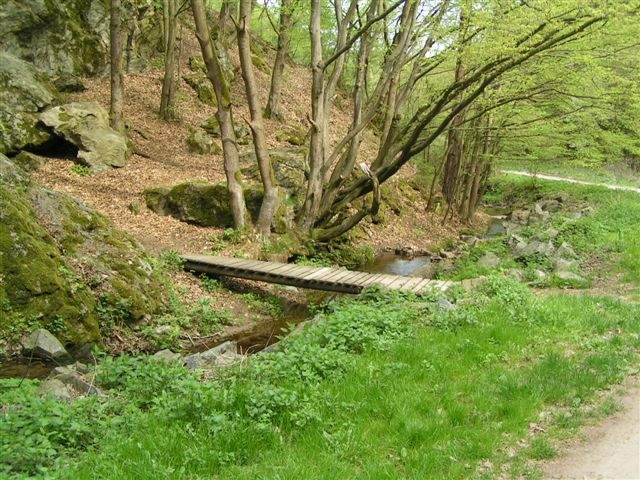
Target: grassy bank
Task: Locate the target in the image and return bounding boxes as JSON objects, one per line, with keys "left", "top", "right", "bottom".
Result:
{"left": 2, "top": 177, "right": 640, "bottom": 479}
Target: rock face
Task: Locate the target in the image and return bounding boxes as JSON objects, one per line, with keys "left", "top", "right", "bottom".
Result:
{"left": 183, "top": 72, "right": 217, "bottom": 106}
{"left": 0, "top": 52, "right": 55, "bottom": 154}
{"left": 21, "top": 328, "right": 69, "bottom": 360}
{"left": 0, "top": 0, "right": 162, "bottom": 76}
{"left": 39, "top": 102, "right": 130, "bottom": 171}
{"left": 0, "top": 156, "right": 166, "bottom": 346}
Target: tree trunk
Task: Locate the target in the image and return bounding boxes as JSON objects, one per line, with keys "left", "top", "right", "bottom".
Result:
{"left": 237, "top": 0, "right": 279, "bottom": 235}
{"left": 109, "top": 0, "right": 125, "bottom": 133}
{"left": 299, "top": 0, "right": 325, "bottom": 230}
{"left": 191, "top": 0, "right": 246, "bottom": 229}
{"left": 159, "top": 0, "right": 177, "bottom": 120}
{"left": 265, "top": 0, "right": 293, "bottom": 120}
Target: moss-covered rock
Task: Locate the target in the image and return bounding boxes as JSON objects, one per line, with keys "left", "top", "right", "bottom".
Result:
{"left": 276, "top": 126, "right": 308, "bottom": 146}
{"left": 39, "top": 102, "right": 130, "bottom": 171}
{"left": 12, "top": 151, "right": 47, "bottom": 172}
{"left": 144, "top": 181, "right": 296, "bottom": 233}
{"left": 0, "top": 155, "right": 166, "bottom": 348}
{"left": 183, "top": 72, "right": 217, "bottom": 106}
{"left": 186, "top": 128, "right": 222, "bottom": 155}
{"left": 0, "top": 52, "right": 55, "bottom": 154}
{"left": 240, "top": 146, "right": 308, "bottom": 198}
{"left": 0, "top": 0, "right": 162, "bottom": 76}
{"left": 144, "top": 182, "right": 234, "bottom": 227}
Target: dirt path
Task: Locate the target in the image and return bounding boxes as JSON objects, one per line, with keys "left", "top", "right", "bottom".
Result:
{"left": 542, "top": 384, "right": 640, "bottom": 479}
{"left": 500, "top": 170, "right": 640, "bottom": 194}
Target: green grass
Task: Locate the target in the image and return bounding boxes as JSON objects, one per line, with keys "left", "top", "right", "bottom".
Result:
{"left": 3, "top": 176, "right": 640, "bottom": 479}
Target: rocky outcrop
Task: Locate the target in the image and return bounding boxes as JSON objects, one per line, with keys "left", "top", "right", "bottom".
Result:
{"left": 240, "top": 146, "right": 308, "bottom": 198}
{"left": 0, "top": 0, "right": 162, "bottom": 76}
{"left": 186, "top": 128, "right": 221, "bottom": 155}
{"left": 0, "top": 156, "right": 166, "bottom": 347}
{"left": 39, "top": 102, "right": 130, "bottom": 171}
{"left": 0, "top": 52, "right": 55, "bottom": 154}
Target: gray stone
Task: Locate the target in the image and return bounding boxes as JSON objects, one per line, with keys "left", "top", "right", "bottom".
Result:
{"left": 515, "top": 240, "right": 555, "bottom": 258}
{"left": 556, "top": 242, "right": 577, "bottom": 259}
{"left": 460, "top": 277, "right": 486, "bottom": 290}
{"left": 240, "top": 146, "right": 308, "bottom": 197}
{"left": 530, "top": 269, "right": 547, "bottom": 282}
{"left": 38, "top": 378, "right": 73, "bottom": 402}
{"left": 0, "top": 52, "right": 54, "bottom": 154}
{"left": 478, "top": 251, "right": 500, "bottom": 269}
{"left": 183, "top": 72, "right": 216, "bottom": 106}
{"left": 53, "top": 75, "right": 86, "bottom": 93}
{"left": 546, "top": 227, "right": 559, "bottom": 240}
{"left": 187, "top": 128, "right": 221, "bottom": 155}
{"left": 539, "top": 199, "right": 561, "bottom": 212}
{"left": 39, "top": 102, "right": 130, "bottom": 172}
{"left": 555, "top": 270, "right": 585, "bottom": 283}
{"left": 507, "top": 268, "right": 525, "bottom": 282}
{"left": 486, "top": 220, "right": 507, "bottom": 237}
{"left": 436, "top": 298, "right": 455, "bottom": 311}
{"left": 506, "top": 233, "right": 526, "bottom": 249}
{"left": 54, "top": 371, "right": 103, "bottom": 396}
{"left": 153, "top": 349, "right": 182, "bottom": 363}
{"left": 510, "top": 209, "right": 530, "bottom": 224}
{"left": 554, "top": 258, "right": 577, "bottom": 271}
{"left": 21, "top": 328, "right": 69, "bottom": 360}
{"left": 460, "top": 235, "right": 480, "bottom": 247}
{"left": 529, "top": 203, "right": 550, "bottom": 223}
{"left": 184, "top": 341, "right": 238, "bottom": 370}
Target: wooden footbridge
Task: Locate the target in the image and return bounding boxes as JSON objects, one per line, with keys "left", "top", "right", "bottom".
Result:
{"left": 182, "top": 254, "right": 453, "bottom": 294}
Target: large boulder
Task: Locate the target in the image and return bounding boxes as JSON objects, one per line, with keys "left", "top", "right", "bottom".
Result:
{"left": 39, "top": 102, "right": 130, "bottom": 171}
{"left": 186, "top": 128, "right": 221, "bottom": 155}
{"left": 144, "top": 181, "right": 295, "bottom": 232}
{"left": 0, "top": 156, "right": 166, "bottom": 347}
{"left": 0, "top": 0, "right": 162, "bottom": 76}
{"left": 240, "top": 147, "right": 307, "bottom": 198}
{"left": 0, "top": 52, "right": 55, "bottom": 154}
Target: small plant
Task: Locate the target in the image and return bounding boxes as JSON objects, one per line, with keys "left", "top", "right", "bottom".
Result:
{"left": 158, "top": 250, "right": 184, "bottom": 271}
{"left": 70, "top": 164, "right": 92, "bottom": 176}
{"left": 201, "top": 275, "right": 223, "bottom": 292}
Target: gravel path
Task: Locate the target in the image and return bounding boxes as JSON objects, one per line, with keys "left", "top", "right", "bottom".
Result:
{"left": 500, "top": 170, "right": 640, "bottom": 194}
{"left": 542, "top": 385, "right": 640, "bottom": 479}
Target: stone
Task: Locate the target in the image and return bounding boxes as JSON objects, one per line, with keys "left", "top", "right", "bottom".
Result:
{"left": 153, "top": 349, "right": 182, "bottom": 363}
{"left": 554, "top": 270, "right": 585, "bottom": 283}
{"left": 53, "top": 75, "right": 86, "bottom": 93}
{"left": 200, "top": 116, "right": 221, "bottom": 137}
{"left": 510, "top": 209, "right": 530, "bottom": 224}
{"left": 275, "top": 126, "right": 308, "bottom": 146}
{"left": 240, "top": 146, "right": 308, "bottom": 197}
{"left": 188, "top": 55, "right": 206, "bottom": 73}
{"left": 506, "top": 233, "right": 526, "bottom": 249}
{"left": 478, "top": 251, "right": 500, "bottom": 269}
{"left": 38, "top": 378, "right": 73, "bottom": 402}
{"left": 0, "top": 52, "right": 54, "bottom": 154}
{"left": 529, "top": 203, "right": 550, "bottom": 223}
{"left": 184, "top": 341, "right": 237, "bottom": 370}
{"left": 251, "top": 53, "right": 269, "bottom": 73}
{"left": 39, "top": 102, "right": 130, "bottom": 172}
{"left": 507, "top": 268, "right": 525, "bottom": 282}
{"left": 436, "top": 298, "right": 455, "bottom": 311}
{"left": 21, "top": 328, "right": 69, "bottom": 360}
{"left": 531, "top": 269, "right": 547, "bottom": 282}
{"left": 460, "top": 235, "right": 480, "bottom": 247}
{"left": 486, "top": 220, "right": 507, "bottom": 237}
{"left": 54, "top": 371, "right": 103, "bottom": 395}
{"left": 1, "top": 156, "right": 166, "bottom": 345}
{"left": 460, "top": 277, "right": 486, "bottom": 290}
{"left": 515, "top": 240, "right": 555, "bottom": 258}
{"left": 539, "top": 199, "right": 561, "bottom": 212}
{"left": 554, "top": 258, "right": 577, "bottom": 271}
{"left": 12, "top": 151, "right": 47, "bottom": 172}
{"left": 187, "top": 128, "right": 221, "bottom": 155}
{"left": 183, "top": 72, "right": 216, "bottom": 106}
{"left": 234, "top": 124, "right": 251, "bottom": 146}
{"left": 546, "top": 227, "right": 559, "bottom": 240}
{"left": 556, "top": 242, "right": 577, "bottom": 259}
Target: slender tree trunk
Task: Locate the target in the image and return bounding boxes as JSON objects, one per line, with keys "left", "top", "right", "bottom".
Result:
{"left": 110, "top": 0, "right": 125, "bottom": 133}
{"left": 299, "top": 0, "right": 325, "bottom": 230}
{"left": 191, "top": 0, "right": 246, "bottom": 229}
{"left": 162, "top": 0, "right": 170, "bottom": 51}
{"left": 159, "top": 0, "right": 177, "bottom": 120}
{"left": 265, "top": 0, "right": 293, "bottom": 120}
{"left": 237, "top": 0, "right": 278, "bottom": 235}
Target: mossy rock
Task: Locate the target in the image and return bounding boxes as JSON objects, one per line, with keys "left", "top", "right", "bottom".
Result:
{"left": 200, "top": 115, "right": 221, "bottom": 137}
{"left": 0, "top": 0, "right": 162, "bottom": 76}
{"left": 186, "top": 127, "right": 222, "bottom": 155}
{"left": 251, "top": 53, "right": 270, "bottom": 73}
{"left": 183, "top": 72, "right": 217, "bottom": 106}
{"left": 0, "top": 51, "right": 55, "bottom": 154}
{"left": 144, "top": 182, "right": 235, "bottom": 227}
{"left": 144, "top": 181, "right": 294, "bottom": 232}
{"left": 188, "top": 55, "right": 206, "bottom": 73}
{"left": 12, "top": 151, "right": 48, "bottom": 172}
{"left": 240, "top": 146, "right": 308, "bottom": 198}
{"left": 0, "top": 155, "right": 166, "bottom": 347}
{"left": 275, "top": 126, "right": 308, "bottom": 146}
